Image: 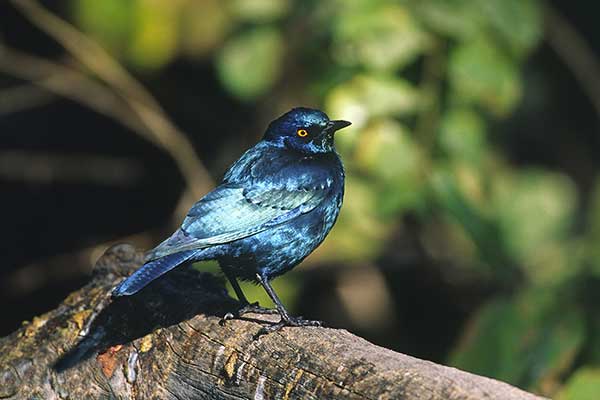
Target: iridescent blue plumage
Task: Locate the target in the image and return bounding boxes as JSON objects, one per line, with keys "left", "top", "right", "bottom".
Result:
{"left": 113, "top": 108, "right": 350, "bottom": 333}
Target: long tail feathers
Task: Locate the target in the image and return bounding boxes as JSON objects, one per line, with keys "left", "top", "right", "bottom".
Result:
{"left": 112, "top": 250, "right": 197, "bottom": 297}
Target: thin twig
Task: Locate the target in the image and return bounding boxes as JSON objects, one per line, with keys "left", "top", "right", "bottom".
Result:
{"left": 544, "top": 5, "right": 600, "bottom": 120}
{"left": 0, "top": 45, "right": 149, "bottom": 137}
{"left": 10, "top": 0, "right": 214, "bottom": 201}
{"left": 0, "top": 83, "right": 55, "bottom": 115}
{"left": 0, "top": 150, "right": 143, "bottom": 185}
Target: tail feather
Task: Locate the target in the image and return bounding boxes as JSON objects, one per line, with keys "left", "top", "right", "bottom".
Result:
{"left": 112, "top": 250, "right": 196, "bottom": 297}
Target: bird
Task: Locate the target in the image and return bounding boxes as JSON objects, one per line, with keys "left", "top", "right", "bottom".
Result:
{"left": 112, "top": 107, "right": 351, "bottom": 334}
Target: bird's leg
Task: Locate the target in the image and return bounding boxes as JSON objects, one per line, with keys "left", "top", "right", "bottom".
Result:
{"left": 222, "top": 270, "right": 277, "bottom": 321}
{"left": 224, "top": 269, "right": 250, "bottom": 305}
{"left": 255, "top": 273, "right": 322, "bottom": 337}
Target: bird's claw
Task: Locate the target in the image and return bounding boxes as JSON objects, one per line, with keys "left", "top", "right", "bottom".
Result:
{"left": 254, "top": 316, "right": 323, "bottom": 338}
{"left": 220, "top": 312, "right": 235, "bottom": 323}
{"left": 220, "top": 302, "right": 278, "bottom": 324}
{"left": 220, "top": 304, "right": 324, "bottom": 337}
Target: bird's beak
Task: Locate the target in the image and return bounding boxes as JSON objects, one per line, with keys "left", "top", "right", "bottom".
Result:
{"left": 326, "top": 120, "right": 352, "bottom": 133}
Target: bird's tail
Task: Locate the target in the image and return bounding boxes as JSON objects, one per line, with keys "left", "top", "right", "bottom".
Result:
{"left": 112, "top": 250, "right": 197, "bottom": 297}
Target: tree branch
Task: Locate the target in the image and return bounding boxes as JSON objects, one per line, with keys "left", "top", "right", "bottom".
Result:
{"left": 0, "top": 244, "right": 546, "bottom": 399}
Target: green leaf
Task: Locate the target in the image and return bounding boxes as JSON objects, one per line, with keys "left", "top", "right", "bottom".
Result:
{"left": 315, "top": 176, "right": 394, "bottom": 263}
{"left": 229, "top": 0, "right": 291, "bottom": 23}
{"left": 353, "top": 119, "right": 426, "bottom": 213}
{"left": 71, "top": 0, "right": 136, "bottom": 57}
{"left": 430, "top": 165, "right": 514, "bottom": 276}
{"left": 557, "top": 368, "right": 600, "bottom": 400}
{"left": 473, "top": 0, "right": 543, "bottom": 57}
{"left": 493, "top": 170, "right": 577, "bottom": 272}
{"left": 180, "top": 0, "right": 232, "bottom": 57}
{"left": 412, "top": 0, "right": 483, "bottom": 39}
{"left": 449, "top": 36, "right": 521, "bottom": 116}
{"left": 216, "top": 27, "right": 284, "bottom": 100}
{"left": 127, "top": 0, "right": 180, "bottom": 70}
{"left": 451, "top": 290, "right": 585, "bottom": 390}
{"left": 326, "top": 74, "right": 420, "bottom": 130}
{"left": 414, "top": 0, "right": 543, "bottom": 57}
{"left": 439, "top": 107, "right": 486, "bottom": 165}
{"left": 332, "top": 4, "right": 430, "bottom": 71}
{"left": 585, "top": 177, "right": 600, "bottom": 277}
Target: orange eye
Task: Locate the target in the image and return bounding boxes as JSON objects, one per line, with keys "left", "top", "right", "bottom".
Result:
{"left": 297, "top": 129, "right": 309, "bottom": 137}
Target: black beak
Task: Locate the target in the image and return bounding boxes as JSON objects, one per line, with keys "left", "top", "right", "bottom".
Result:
{"left": 326, "top": 120, "right": 352, "bottom": 133}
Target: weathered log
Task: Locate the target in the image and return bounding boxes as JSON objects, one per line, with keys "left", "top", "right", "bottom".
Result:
{"left": 0, "top": 244, "right": 546, "bottom": 399}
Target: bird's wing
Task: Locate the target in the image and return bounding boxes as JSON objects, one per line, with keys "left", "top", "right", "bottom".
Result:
{"left": 184, "top": 184, "right": 326, "bottom": 241}
{"left": 146, "top": 184, "right": 327, "bottom": 260}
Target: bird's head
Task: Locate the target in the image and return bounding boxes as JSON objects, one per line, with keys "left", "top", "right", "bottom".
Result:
{"left": 263, "top": 108, "right": 351, "bottom": 154}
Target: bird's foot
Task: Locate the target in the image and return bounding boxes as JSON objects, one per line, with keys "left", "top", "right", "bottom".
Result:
{"left": 254, "top": 315, "right": 323, "bottom": 338}
{"left": 221, "top": 302, "right": 278, "bottom": 323}
{"left": 238, "top": 302, "right": 279, "bottom": 316}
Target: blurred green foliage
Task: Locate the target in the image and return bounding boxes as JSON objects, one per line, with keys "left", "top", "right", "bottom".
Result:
{"left": 70, "top": 0, "right": 600, "bottom": 397}
{"left": 557, "top": 368, "right": 600, "bottom": 400}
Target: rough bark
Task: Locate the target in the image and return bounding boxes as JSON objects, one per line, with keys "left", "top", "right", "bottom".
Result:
{"left": 0, "top": 244, "right": 546, "bottom": 400}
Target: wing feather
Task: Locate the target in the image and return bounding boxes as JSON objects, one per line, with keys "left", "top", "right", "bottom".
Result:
{"left": 146, "top": 184, "right": 327, "bottom": 260}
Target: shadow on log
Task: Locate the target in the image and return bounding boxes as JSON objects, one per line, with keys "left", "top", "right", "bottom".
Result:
{"left": 0, "top": 244, "right": 546, "bottom": 399}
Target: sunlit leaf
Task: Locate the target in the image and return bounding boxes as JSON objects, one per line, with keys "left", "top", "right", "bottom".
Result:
{"left": 180, "top": 0, "right": 232, "bottom": 57}
{"left": 127, "top": 0, "right": 181, "bottom": 70}
{"left": 314, "top": 176, "right": 394, "bottom": 263}
{"left": 493, "top": 170, "right": 577, "bottom": 269}
{"left": 332, "top": 4, "right": 430, "bottom": 71}
{"left": 412, "top": 0, "right": 483, "bottom": 39}
{"left": 414, "top": 0, "right": 542, "bottom": 57}
{"left": 216, "top": 27, "right": 284, "bottom": 100}
{"left": 449, "top": 36, "right": 521, "bottom": 116}
{"left": 474, "top": 0, "right": 543, "bottom": 57}
{"left": 71, "top": 0, "right": 136, "bottom": 57}
{"left": 556, "top": 368, "right": 600, "bottom": 400}
{"left": 353, "top": 119, "right": 426, "bottom": 213}
{"left": 230, "top": 0, "right": 290, "bottom": 22}
{"left": 439, "top": 107, "right": 486, "bottom": 165}
{"left": 326, "top": 74, "right": 419, "bottom": 130}
{"left": 73, "top": 0, "right": 183, "bottom": 70}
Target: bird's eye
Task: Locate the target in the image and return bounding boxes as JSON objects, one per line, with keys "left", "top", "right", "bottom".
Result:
{"left": 297, "top": 129, "right": 309, "bottom": 138}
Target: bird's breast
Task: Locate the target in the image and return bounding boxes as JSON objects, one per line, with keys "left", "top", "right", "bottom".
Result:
{"left": 218, "top": 149, "right": 345, "bottom": 279}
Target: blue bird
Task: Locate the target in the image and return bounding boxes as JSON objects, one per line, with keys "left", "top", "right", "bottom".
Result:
{"left": 113, "top": 107, "right": 351, "bottom": 333}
